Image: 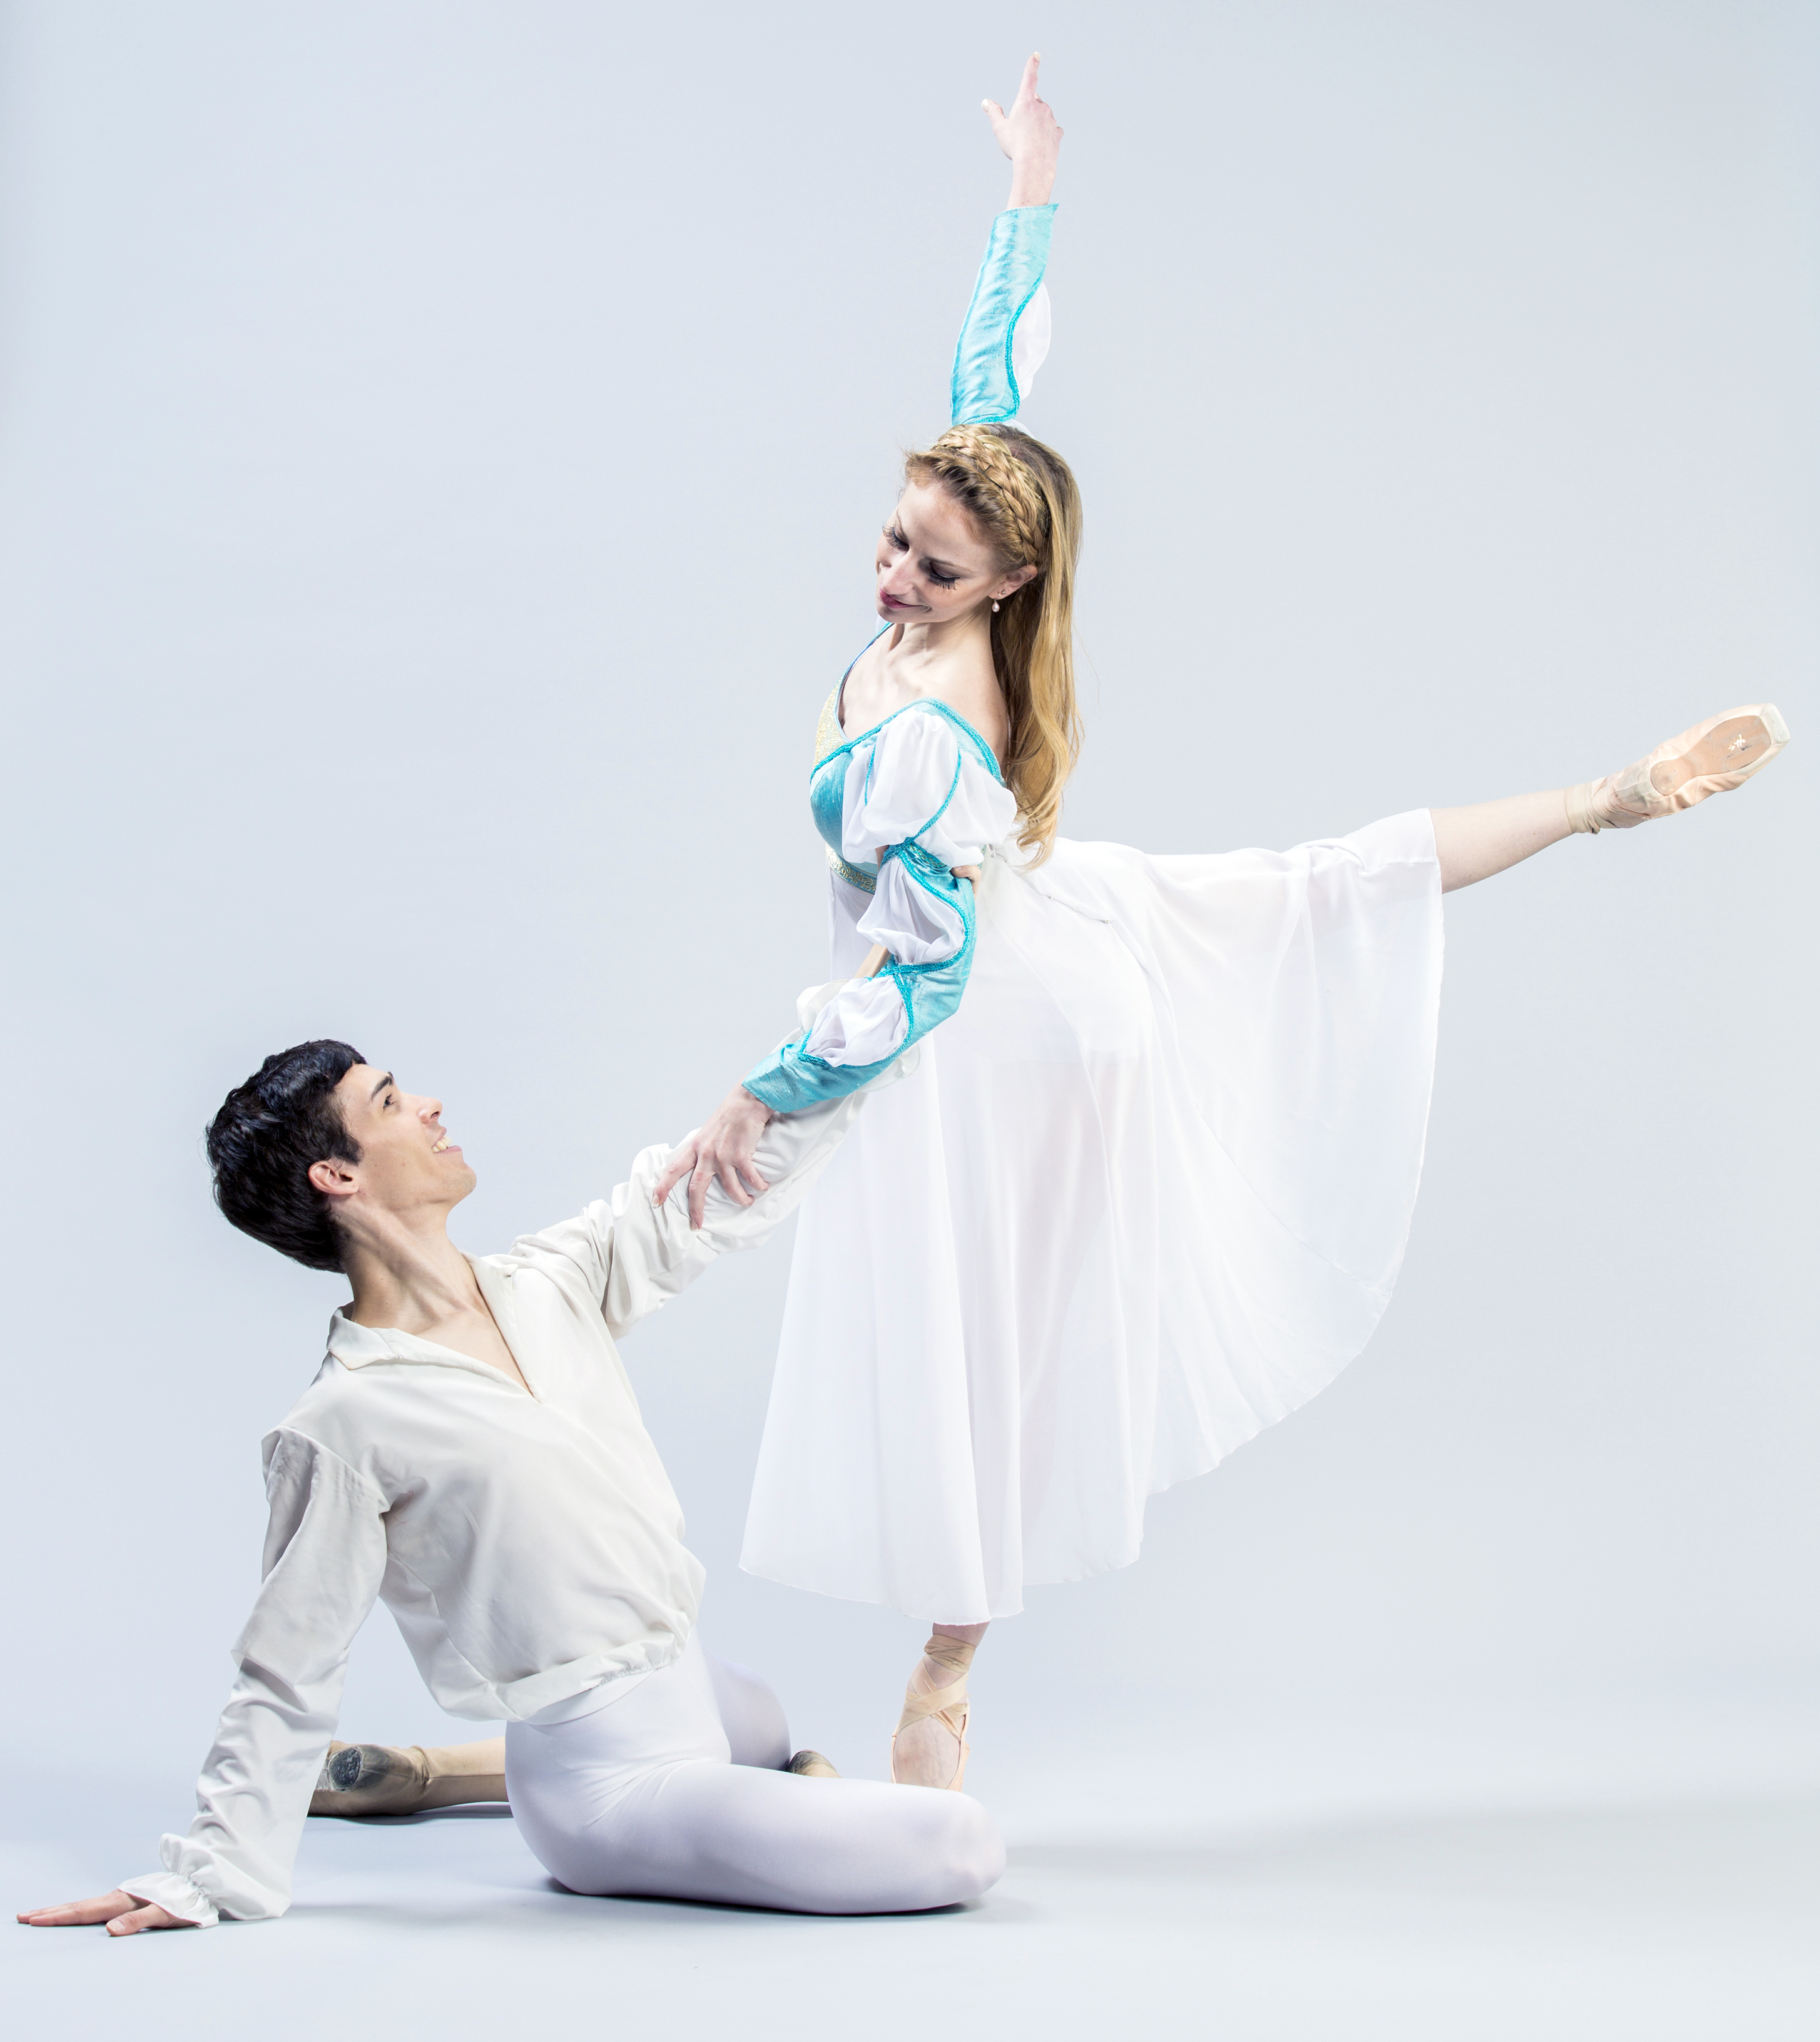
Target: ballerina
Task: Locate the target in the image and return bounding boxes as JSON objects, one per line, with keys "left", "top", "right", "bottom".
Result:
{"left": 649, "top": 55, "right": 1791, "bottom": 1793}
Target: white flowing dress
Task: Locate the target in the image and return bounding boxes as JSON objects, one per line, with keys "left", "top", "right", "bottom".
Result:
{"left": 738, "top": 201, "right": 1446, "bottom": 1622}
{"left": 740, "top": 692, "right": 1443, "bottom": 1622}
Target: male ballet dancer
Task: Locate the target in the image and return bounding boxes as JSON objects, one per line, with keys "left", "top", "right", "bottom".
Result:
{"left": 19, "top": 1040, "right": 1000, "bottom": 1933}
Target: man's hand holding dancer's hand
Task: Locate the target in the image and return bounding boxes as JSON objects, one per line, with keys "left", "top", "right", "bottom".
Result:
{"left": 985, "top": 52, "right": 1062, "bottom": 207}
{"left": 653, "top": 1084, "right": 775, "bottom": 1231}
{"left": 18, "top": 1891, "right": 184, "bottom": 1936}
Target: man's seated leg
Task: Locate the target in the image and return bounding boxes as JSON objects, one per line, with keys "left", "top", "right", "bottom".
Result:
{"left": 703, "top": 1651, "right": 791, "bottom": 1770}
{"left": 540, "top": 1753, "right": 1002, "bottom": 1913}
{"left": 505, "top": 1637, "right": 1003, "bottom": 1914}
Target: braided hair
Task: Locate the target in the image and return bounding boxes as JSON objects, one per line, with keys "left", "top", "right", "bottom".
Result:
{"left": 903, "top": 423, "right": 1083, "bottom": 860}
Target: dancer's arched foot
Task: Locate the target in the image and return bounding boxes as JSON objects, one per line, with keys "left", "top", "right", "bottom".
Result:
{"left": 309, "top": 1738, "right": 507, "bottom": 1817}
{"left": 1567, "top": 704, "right": 1789, "bottom": 832}
{"left": 890, "top": 1632, "right": 978, "bottom": 1791}
{"left": 786, "top": 1749, "right": 841, "bottom": 1778}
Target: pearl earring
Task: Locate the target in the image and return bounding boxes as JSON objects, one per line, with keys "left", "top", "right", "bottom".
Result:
{"left": 992, "top": 600, "right": 1000, "bottom": 612}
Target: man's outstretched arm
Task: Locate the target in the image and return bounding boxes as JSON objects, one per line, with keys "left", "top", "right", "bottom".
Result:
{"left": 19, "top": 1435, "right": 386, "bottom": 1931}
{"left": 509, "top": 1064, "right": 911, "bottom": 1342}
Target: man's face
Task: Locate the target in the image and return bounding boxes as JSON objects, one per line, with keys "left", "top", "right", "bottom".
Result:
{"left": 322, "top": 1063, "right": 477, "bottom": 1222}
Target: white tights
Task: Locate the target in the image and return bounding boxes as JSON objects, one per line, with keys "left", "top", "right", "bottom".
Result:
{"left": 503, "top": 1636, "right": 1004, "bottom": 1914}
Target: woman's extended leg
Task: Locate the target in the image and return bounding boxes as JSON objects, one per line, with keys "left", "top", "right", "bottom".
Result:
{"left": 1430, "top": 789, "right": 1572, "bottom": 893}
{"left": 1431, "top": 703, "right": 1787, "bottom": 893}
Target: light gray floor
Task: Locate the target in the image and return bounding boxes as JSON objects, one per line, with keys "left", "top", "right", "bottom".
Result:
{"left": 11, "top": 1723, "right": 1817, "bottom": 2042}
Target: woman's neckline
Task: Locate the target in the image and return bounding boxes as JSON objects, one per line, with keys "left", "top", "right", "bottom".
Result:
{"left": 836, "top": 638, "right": 1006, "bottom": 771}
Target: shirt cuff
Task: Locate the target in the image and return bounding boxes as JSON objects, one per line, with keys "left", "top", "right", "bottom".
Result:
{"left": 118, "top": 1871, "right": 219, "bottom": 1926}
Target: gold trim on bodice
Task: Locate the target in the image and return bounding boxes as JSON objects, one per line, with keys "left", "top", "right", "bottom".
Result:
{"left": 813, "top": 685, "right": 843, "bottom": 768}
{"left": 827, "top": 850, "right": 877, "bottom": 895}
{"left": 813, "top": 684, "right": 877, "bottom": 894}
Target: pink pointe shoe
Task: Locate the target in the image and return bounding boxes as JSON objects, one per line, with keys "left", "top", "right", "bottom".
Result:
{"left": 1566, "top": 704, "right": 1789, "bottom": 832}
{"left": 890, "top": 1632, "right": 975, "bottom": 1791}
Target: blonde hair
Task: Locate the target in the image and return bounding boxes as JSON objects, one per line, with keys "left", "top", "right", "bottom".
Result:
{"left": 903, "top": 423, "right": 1083, "bottom": 860}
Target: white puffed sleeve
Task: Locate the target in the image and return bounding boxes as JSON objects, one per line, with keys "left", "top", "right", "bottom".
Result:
{"left": 805, "top": 708, "right": 1018, "bottom": 1066}
{"left": 810, "top": 856, "right": 961, "bottom": 1062}
{"left": 118, "top": 1432, "right": 388, "bottom": 1925}
{"left": 803, "top": 868, "right": 958, "bottom": 1061}
{"left": 839, "top": 708, "right": 1017, "bottom": 871}
{"left": 801, "top": 973, "right": 910, "bottom": 1065}
{"left": 1012, "top": 283, "right": 1052, "bottom": 401}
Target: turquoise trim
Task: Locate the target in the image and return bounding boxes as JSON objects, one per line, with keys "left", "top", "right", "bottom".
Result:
{"left": 950, "top": 204, "right": 1057, "bottom": 426}
{"left": 913, "top": 748, "right": 966, "bottom": 847}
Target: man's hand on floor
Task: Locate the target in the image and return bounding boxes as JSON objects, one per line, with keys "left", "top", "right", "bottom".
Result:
{"left": 17, "top": 1889, "right": 186, "bottom": 1934}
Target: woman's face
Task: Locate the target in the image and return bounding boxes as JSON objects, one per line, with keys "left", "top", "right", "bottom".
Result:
{"left": 874, "top": 480, "right": 1035, "bottom": 627}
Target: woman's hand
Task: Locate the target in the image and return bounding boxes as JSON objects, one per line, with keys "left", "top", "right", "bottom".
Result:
{"left": 652, "top": 1084, "right": 776, "bottom": 1230}
{"left": 17, "top": 1889, "right": 186, "bottom": 1935}
{"left": 984, "top": 53, "right": 1062, "bottom": 209}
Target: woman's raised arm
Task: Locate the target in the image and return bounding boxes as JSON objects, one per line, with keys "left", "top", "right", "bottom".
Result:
{"left": 985, "top": 53, "right": 1063, "bottom": 210}
{"left": 953, "top": 59, "right": 1065, "bottom": 427}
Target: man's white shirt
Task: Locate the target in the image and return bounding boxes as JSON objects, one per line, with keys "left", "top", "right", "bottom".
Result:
{"left": 121, "top": 1084, "right": 888, "bottom": 1927}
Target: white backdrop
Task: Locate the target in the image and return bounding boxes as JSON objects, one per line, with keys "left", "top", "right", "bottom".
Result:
{"left": 1, "top": 0, "right": 1812, "bottom": 1823}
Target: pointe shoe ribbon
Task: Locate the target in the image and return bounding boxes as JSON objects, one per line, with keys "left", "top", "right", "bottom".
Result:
{"left": 890, "top": 1633, "right": 975, "bottom": 1792}
{"left": 1567, "top": 703, "right": 1789, "bottom": 833}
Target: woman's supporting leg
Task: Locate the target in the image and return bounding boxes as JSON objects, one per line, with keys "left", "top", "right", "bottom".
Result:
{"left": 890, "top": 1622, "right": 987, "bottom": 1790}
{"left": 1431, "top": 701, "right": 1788, "bottom": 895}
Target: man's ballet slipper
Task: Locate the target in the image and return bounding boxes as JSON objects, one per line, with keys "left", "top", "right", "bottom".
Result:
{"left": 1567, "top": 704, "right": 1789, "bottom": 833}
{"left": 309, "top": 1737, "right": 507, "bottom": 1818}
{"left": 786, "top": 1749, "right": 841, "bottom": 1779}
{"left": 889, "top": 1632, "right": 975, "bottom": 1792}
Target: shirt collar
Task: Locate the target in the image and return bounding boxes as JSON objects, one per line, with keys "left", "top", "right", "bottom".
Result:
{"left": 325, "top": 1254, "right": 527, "bottom": 1382}
{"left": 325, "top": 1312, "right": 463, "bottom": 1371}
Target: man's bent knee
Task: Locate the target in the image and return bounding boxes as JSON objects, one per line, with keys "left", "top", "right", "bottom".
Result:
{"left": 931, "top": 1793, "right": 1005, "bottom": 1903}
{"left": 954, "top": 1797, "right": 1006, "bottom": 1899}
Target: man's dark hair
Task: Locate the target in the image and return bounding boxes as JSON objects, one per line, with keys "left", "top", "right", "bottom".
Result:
{"left": 206, "top": 1040, "right": 367, "bottom": 1271}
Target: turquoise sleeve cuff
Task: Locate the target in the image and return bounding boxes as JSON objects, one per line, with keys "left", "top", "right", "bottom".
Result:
{"left": 743, "top": 1037, "right": 895, "bottom": 1115}
{"left": 949, "top": 204, "right": 1057, "bottom": 425}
